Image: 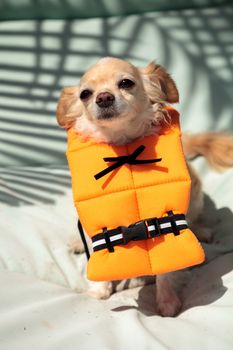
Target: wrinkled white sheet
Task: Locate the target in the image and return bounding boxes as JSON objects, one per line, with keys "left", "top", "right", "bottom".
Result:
{"left": 0, "top": 166, "right": 233, "bottom": 350}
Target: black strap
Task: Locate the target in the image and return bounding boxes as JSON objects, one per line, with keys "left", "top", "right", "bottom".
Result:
{"left": 167, "top": 210, "right": 180, "bottom": 236}
{"left": 77, "top": 219, "right": 90, "bottom": 260}
{"left": 103, "top": 227, "right": 115, "bottom": 252}
{"left": 94, "top": 145, "right": 162, "bottom": 180}
{"left": 92, "top": 212, "right": 188, "bottom": 252}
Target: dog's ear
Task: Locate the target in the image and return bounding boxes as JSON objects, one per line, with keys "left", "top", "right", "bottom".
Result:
{"left": 56, "top": 86, "right": 83, "bottom": 129}
{"left": 140, "top": 62, "right": 179, "bottom": 104}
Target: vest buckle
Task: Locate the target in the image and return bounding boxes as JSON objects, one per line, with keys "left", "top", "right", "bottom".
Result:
{"left": 120, "top": 220, "right": 148, "bottom": 245}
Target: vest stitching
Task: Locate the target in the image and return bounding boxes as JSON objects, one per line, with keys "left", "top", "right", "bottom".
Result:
{"left": 127, "top": 146, "right": 154, "bottom": 274}
{"left": 75, "top": 177, "right": 190, "bottom": 203}
{"left": 126, "top": 145, "right": 140, "bottom": 222}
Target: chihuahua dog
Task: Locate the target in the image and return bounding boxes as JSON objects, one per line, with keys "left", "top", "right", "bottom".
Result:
{"left": 57, "top": 57, "right": 233, "bottom": 317}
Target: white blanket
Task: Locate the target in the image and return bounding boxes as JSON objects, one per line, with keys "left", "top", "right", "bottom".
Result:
{"left": 0, "top": 165, "right": 233, "bottom": 349}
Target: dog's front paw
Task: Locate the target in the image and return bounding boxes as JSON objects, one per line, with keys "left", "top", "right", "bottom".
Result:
{"left": 87, "top": 281, "right": 113, "bottom": 300}
{"left": 68, "top": 237, "right": 85, "bottom": 254}
{"left": 157, "top": 294, "right": 182, "bottom": 317}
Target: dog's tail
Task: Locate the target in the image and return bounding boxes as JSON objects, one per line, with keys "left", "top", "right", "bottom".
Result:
{"left": 182, "top": 132, "right": 233, "bottom": 171}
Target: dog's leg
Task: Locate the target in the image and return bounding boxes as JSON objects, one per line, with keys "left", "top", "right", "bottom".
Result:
{"left": 87, "top": 281, "right": 113, "bottom": 299}
{"left": 69, "top": 232, "right": 113, "bottom": 299}
{"left": 156, "top": 273, "right": 182, "bottom": 317}
{"left": 68, "top": 236, "right": 85, "bottom": 254}
{"left": 156, "top": 160, "right": 216, "bottom": 317}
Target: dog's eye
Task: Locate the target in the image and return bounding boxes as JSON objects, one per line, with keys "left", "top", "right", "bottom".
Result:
{"left": 118, "top": 79, "right": 135, "bottom": 89}
{"left": 80, "top": 89, "right": 92, "bottom": 100}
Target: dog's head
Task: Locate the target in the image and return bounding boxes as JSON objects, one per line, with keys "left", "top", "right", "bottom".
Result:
{"left": 56, "top": 57, "right": 179, "bottom": 144}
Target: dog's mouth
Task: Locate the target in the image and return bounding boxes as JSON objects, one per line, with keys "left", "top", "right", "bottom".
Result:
{"left": 96, "top": 107, "right": 120, "bottom": 121}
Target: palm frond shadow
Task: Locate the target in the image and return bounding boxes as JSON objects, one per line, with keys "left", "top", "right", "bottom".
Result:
{"left": 0, "top": 166, "right": 71, "bottom": 206}
{"left": 0, "top": 5, "right": 232, "bottom": 205}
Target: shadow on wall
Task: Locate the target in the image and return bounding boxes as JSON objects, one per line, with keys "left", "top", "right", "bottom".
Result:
{"left": 0, "top": 6, "right": 233, "bottom": 167}
{"left": 0, "top": 5, "right": 232, "bottom": 205}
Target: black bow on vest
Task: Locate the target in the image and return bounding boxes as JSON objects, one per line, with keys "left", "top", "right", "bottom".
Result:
{"left": 94, "top": 145, "right": 162, "bottom": 180}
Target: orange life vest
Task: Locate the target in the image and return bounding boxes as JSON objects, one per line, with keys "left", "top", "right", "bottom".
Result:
{"left": 66, "top": 107, "right": 205, "bottom": 281}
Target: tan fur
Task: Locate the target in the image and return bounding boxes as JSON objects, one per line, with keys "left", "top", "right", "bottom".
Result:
{"left": 183, "top": 132, "right": 233, "bottom": 171}
{"left": 140, "top": 62, "right": 179, "bottom": 104}
{"left": 57, "top": 57, "right": 233, "bottom": 317}
{"left": 56, "top": 57, "right": 178, "bottom": 144}
{"left": 56, "top": 86, "right": 81, "bottom": 129}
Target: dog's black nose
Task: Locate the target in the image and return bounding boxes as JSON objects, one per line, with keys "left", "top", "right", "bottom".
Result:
{"left": 96, "top": 92, "right": 115, "bottom": 108}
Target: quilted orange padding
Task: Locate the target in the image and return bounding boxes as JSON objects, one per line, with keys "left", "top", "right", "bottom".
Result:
{"left": 66, "top": 107, "right": 205, "bottom": 281}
